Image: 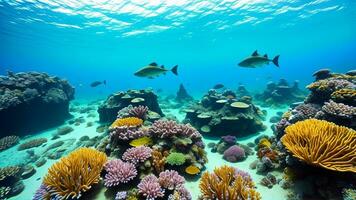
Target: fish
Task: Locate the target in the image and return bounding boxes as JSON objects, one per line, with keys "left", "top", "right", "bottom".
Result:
{"left": 213, "top": 84, "right": 225, "bottom": 89}
{"left": 134, "top": 62, "right": 178, "bottom": 79}
{"left": 90, "top": 80, "right": 106, "bottom": 87}
{"left": 238, "top": 50, "right": 279, "bottom": 68}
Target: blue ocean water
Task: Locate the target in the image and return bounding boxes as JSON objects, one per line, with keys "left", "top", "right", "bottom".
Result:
{"left": 1, "top": 0, "right": 355, "bottom": 99}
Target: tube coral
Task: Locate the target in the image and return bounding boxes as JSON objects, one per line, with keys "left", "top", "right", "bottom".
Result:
{"left": 104, "top": 159, "right": 137, "bottom": 187}
{"left": 281, "top": 119, "right": 356, "bottom": 172}
{"left": 43, "top": 148, "right": 108, "bottom": 199}
{"left": 199, "top": 165, "right": 261, "bottom": 200}
{"left": 122, "top": 146, "right": 152, "bottom": 165}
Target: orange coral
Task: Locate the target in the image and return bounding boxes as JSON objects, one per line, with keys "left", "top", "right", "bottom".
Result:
{"left": 258, "top": 138, "right": 271, "bottom": 149}
{"left": 152, "top": 149, "right": 166, "bottom": 173}
{"left": 110, "top": 117, "right": 143, "bottom": 128}
{"left": 257, "top": 147, "right": 279, "bottom": 162}
{"left": 185, "top": 165, "right": 200, "bottom": 175}
{"left": 281, "top": 119, "right": 356, "bottom": 173}
{"left": 199, "top": 165, "right": 261, "bottom": 200}
{"left": 43, "top": 148, "right": 108, "bottom": 199}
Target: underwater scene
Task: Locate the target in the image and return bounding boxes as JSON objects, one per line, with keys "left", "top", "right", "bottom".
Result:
{"left": 0, "top": 0, "right": 356, "bottom": 200}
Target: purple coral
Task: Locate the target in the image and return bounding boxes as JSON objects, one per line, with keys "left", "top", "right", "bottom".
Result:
{"left": 223, "top": 145, "right": 246, "bottom": 162}
{"left": 221, "top": 135, "right": 237, "bottom": 145}
{"left": 158, "top": 170, "right": 185, "bottom": 190}
{"left": 104, "top": 159, "right": 137, "bottom": 187}
{"left": 138, "top": 175, "right": 165, "bottom": 199}
{"left": 110, "top": 126, "right": 149, "bottom": 141}
{"left": 289, "top": 103, "right": 320, "bottom": 122}
{"left": 150, "top": 120, "right": 201, "bottom": 139}
{"left": 128, "top": 105, "right": 149, "bottom": 119}
{"left": 115, "top": 191, "right": 128, "bottom": 200}
{"left": 321, "top": 100, "right": 355, "bottom": 119}
{"left": 33, "top": 184, "right": 50, "bottom": 200}
{"left": 122, "top": 146, "right": 152, "bottom": 165}
{"left": 234, "top": 168, "right": 252, "bottom": 182}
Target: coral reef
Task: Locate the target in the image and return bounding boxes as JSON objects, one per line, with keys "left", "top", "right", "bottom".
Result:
{"left": 122, "top": 146, "right": 152, "bottom": 165}
{"left": 175, "top": 84, "right": 193, "bottom": 103}
{"left": 0, "top": 71, "right": 74, "bottom": 136}
{"left": 199, "top": 165, "right": 261, "bottom": 200}
{"left": 43, "top": 148, "right": 108, "bottom": 199}
{"left": 281, "top": 119, "right": 356, "bottom": 172}
{"left": 184, "top": 89, "right": 266, "bottom": 137}
{"left": 138, "top": 174, "right": 165, "bottom": 199}
{"left": 0, "top": 166, "right": 23, "bottom": 199}
{"left": 98, "top": 89, "right": 163, "bottom": 123}
{"left": 104, "top": 159, "right": 138, "bottom": 187}
{"left": 255, "top": 79, "right": 306, "bottom": 107}
{"left": 18, "top": 138, "right": 47, "bottom": 151}
{"left": 0, "top": 135, "right": 19, "bottom": 151}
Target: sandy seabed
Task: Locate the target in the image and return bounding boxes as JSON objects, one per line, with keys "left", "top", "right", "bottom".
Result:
{"left": 1, "top": 101, "right": 289, "bottom": 200}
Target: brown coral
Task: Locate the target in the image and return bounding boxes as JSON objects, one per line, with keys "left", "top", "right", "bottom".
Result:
{"left": 152, "top": 149, "right": 166, "bottom": 173}
{"left": 110, "top": 117, "right": 143, "bottom": 128}
{"left": 281, "top": 119, "right": 356, "bottom": 173}
{"left": 331, "top": 88, "right": 356, "bottom": 105}
{"left": 199, "top": 165, "right": 261, "bottom": 200}
{"left": 0, "top": 136, "right": 19, "bottom": 151}
{"left": 43, "top": 147, "right": 108, "bottom": 199}
{"left": 18, "top": 138, "right": 47, "bottom": 151}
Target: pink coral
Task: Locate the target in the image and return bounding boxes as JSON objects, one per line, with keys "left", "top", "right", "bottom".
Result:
{"left": 110, "top": 126, "right": 149, "bottom": 141}
{"left": 223, "top": 145, "right": 246, "bottom": 162}
{"left": 173, "top": 186, "right": 192, "bottom": 200}
{"left": 128, "top": 105, "right": 149, "bottom": 119}
{"left": 138, "top": 175, "right": 165, "bottom": 199}
{"left": 122, "top": 146, "right": 152, "bottom": 165}
{"left": 150, "top": 120, "right": 201, "bottom": 139}
{"left": 104, "top": 159, "right": 137, "bottom": 187}
{"left": 158, "top": 170, "right": 185, "bottom": 190}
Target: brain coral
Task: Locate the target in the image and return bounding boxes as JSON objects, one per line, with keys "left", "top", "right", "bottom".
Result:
{"left": 43, "top": 147, "right": 108, "bottom": 199}
{"left": 282, "top": 119, "right": 356, "bottom": 173}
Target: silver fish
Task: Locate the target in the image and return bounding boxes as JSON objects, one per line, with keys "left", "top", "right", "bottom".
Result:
{"left": 238, "top": 50, "right": 279, "bottom": 68}
{"left": 134, "top": 62, "right": 178, "bottom": 79}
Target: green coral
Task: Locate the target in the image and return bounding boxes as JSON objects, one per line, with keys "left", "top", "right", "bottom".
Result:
{"left": 166, "top": 152, "right": 186, "bottom": 166}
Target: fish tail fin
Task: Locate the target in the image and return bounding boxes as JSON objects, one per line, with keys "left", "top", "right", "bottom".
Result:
{"left": 103, "top": 80, "right": 106, "bottom": 85}
{"left": 171, "top": 65, "right": 178, "bottom": 76}
{"left": 272, "top": 55, "right": 280, "bottom": 67}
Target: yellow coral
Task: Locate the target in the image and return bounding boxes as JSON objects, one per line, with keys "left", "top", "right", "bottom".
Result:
{"left": 129, "top": 136, "right": 152, "bottom": 147}
{"left": 185, "top": 165, "right": 201, "bottom": 175}
{"left": 43, "top": 148, "right": 108, "bottom": 199}
{"left": 282, "top": 111, "right": 292, "bottom": 119}
{"left": 199, "top": 165, "right": 261, "bottom": 200}
{"left": 331, "top": 88, "right": 356, "bottom": 102}
{"left": 281, "top": 119, "right": 356, "bottom": 173}
{"left": 110, "top": 117, "right": 143, "bottom": 128}
{"left": 152, "top": 149, "right": 166, "bottom": 173}
{"left": 258, "top": 138, "right": 271, "bottom": 149}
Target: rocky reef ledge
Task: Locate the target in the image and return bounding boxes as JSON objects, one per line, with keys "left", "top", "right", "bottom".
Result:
{"left": 0, "top": 71, "right": 75, "bottom": 136}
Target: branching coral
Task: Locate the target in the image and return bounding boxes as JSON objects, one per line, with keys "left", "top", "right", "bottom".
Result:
{"left": 281, "top": 119, "right": 356, "bottom": 172}
{"left": 43, "top": 148, "right": 108, "bottom": 199}
{"left": 110, "top": 117, "right": 143, "bottom": 128}
{"left": 321, "top": 100, "right": 355, "bottom": 119}
{"left": 110, "top": 126, "right": 149, "bottom": 141}
{"left": 138, "top": 175, "right": 165, "bottom": 199}
{"left": 104, "top": 159, "right": 137, "bottom": 187}
{"left": 18, "top": 138, "right": 47, "bottom": 151}
{"left": 152, "top": 149, "right": 166, "bottom": 173}
{"left": 0, "top": 136, "right": 19, "bottom": 151}
{"left": 128, "top": 105, "right": 149, "bottom": 119}
{"left": 150, "top": 120, "right": 201, "bottom": 139}
{"left": 122, "top": 146, "right": 152, "bottom": 165}
{"left": 199, "top": 165, "right": 261, "bottom": 200}
{"left": 158, "top": 170, "right": 185, "bottom": 190}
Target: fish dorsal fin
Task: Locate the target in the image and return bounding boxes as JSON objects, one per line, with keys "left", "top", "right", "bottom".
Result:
{"left": 252, "top": 50, "right": 259, "bottom": 56}
{"left": 161, "top": 65, "right": 165, "bottom": 69}
{"left": 149, "top": 62, "right": 158, "bottom": 66}
{"left": 264, "top": 54, "right": 268, "bottom": 58}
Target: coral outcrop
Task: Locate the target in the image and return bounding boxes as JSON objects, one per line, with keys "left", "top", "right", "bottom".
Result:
{"left": 255, "top": 79, "right": 306, "bottom": 107}
{"left": 175, "top": 84, "right": 193, "bottom": 103}
{"left": 184, "top": 89, "right": 266, "bottom": 137}
{"left": 282, "top": 119, "right": 356, "bottom": 173}
{"left": 98, "top": 89, "right": 163, "bottom": 123}
{"left": 0, "top": 71, "right": 75, "bottom": 136}
{"left": 0, "top": 136, "right": 19, "bottom": 151}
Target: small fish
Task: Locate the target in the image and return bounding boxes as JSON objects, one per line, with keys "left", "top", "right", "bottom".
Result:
{"left": 134, "top": 62, "right": 178, "bottom": 79}
{"left": 213, "top": 84, "right": 225, "bottom": 89}
{"left": 238, "top": 50, "right": 279, "bottom": 68}
{"left": 90, "top": 80, "right": 106, "bottom": 87}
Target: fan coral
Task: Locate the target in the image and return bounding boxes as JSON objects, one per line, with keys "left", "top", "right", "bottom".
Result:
{"left": 321, "top": 100, "right": 355, "bottom": 119}
{"left": 0, "top": 136, "right": 19, "bottom": 151}
{"left": 122, "top": 146, "right": 152, "bottom": 165}
{"left": 104, "top": 159, "right": 137, "bottom": 187}
{"left": 199, "top": 165, "right": 261, "bottom": 200}
{"left": 18, "top": 138, "right": 47, "bottom": 151}
{"left": 158, "top": 170, "right": 185, "bottom": 190}
{"left": 128, "top": 105, "right": 149, "bottom": 119}
{"left": 281, "top": 119, "right": 356, "bottom": 172}
{"left": 150, "top": 120, "right": 201, "bottom": 139}
{"left": 0, "top": 166, "right": 20, "bottom": 181}
{"left": 138, "top": 175, "right": 165, "bottom": 199}
{"left": 185, "top": 165, "right": 200, "bottom": 175}
{"left": 110, "top": 117, "right": 143, "bottom": 128}
{"left": 43, "top": 148, "right": 108, "bottom": 199}
{"left": 223, "top": 145, "right": 246, "bottom": 162}
{"left": 152, "top": 149, "right": 166, "bottom": 173}
{"left": 166, "top": 152, "right": 186, "bottom": 166}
